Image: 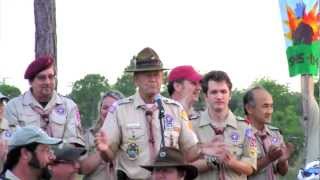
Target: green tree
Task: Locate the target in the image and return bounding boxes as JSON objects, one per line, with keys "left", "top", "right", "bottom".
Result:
{"left": 70, "top": 74, "right": 110, "bottom": 128}
{"left": 230, "top": 88, "right": 245, "bottom": 117}
{"left": 0, "top": 84, "right": 21, "bottom": 99}
{"left": 113, "top": 72, "right": 135, "bottom": 97}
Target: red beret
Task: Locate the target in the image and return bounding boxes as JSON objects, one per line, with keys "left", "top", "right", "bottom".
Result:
{"left": 24, "top": 56, "right": 54, "bottom": 80}
{"left": 168, "top": 65, "right": 202, "bottom": 82}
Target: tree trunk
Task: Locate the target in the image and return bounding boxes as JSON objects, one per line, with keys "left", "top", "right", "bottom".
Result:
{"left": 301, "top": 75, "right": 320, "bottom": 164}
{"left": 34, "top": 0, "right": 57, "bottom": 76}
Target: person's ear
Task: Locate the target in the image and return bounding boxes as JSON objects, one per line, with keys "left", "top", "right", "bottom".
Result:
{"left": 245, "top": 104, "right": 253, "bottom": 114}
{"left": 21, "top": 148, "right": 31, "bottom": 161}
{"left": 173, "top": 82, "right": 182, "bottom": 92}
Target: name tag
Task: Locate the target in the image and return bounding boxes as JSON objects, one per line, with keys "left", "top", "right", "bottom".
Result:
{"left": 126, "top": 123, "right": 141, "bottom": 129}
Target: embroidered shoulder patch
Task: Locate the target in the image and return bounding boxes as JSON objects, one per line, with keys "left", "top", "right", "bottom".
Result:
{"left": 180, "top": 110, "right": 189, "bottom": 121}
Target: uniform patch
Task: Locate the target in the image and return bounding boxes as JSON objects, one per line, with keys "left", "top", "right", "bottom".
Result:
{"left": 245, "top": 128, "right": 253, "bottom": 138}
{"left": 165, "top": 114, "right": 174, "bottom": 128}
{"left": 271, "top": 136, "right": 279, "bottom": 144}
{"left": 230, "top": 132, "right": 240, "bottom": 142}
{"left": 180, "top": 110, "right": 189, "bottom": 121}
{"left": 2, "top": 130, "right": 12, "bottom": 140}
{"left": 108, "top": 101, "right": 118, "bottom": 113}
{"left": 126, "top": 142, "right": 140, "bottom": 160}
{"left": 55, "top": 105, "right": 65, "bottom": 115}
{"left": 249, "top": 148, "right": 257, "bottom": 158}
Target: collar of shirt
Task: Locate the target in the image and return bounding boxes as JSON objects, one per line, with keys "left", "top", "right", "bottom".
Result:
{"left": 199, "top": 109, "right": 238, "bottom": 129}
{"left": 5, "top": 170, "right": 21, "bottom": 180}
{"left": 133, "top": 92, "right": 158, "bottom": 110}
{"left": 252, "top": 125, "right": 272, "bottom": 136}
{"left": 22, "top": 90, "right": 63, "bottom": 109}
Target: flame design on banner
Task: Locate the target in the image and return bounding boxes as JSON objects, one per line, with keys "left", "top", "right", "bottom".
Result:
{"left": 285, "top": 1, "right": 320, "bottom": 43}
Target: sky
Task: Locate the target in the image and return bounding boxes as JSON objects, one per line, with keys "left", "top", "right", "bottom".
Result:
{"left": 0, "top": 0, "right": 307, "bottom": 95}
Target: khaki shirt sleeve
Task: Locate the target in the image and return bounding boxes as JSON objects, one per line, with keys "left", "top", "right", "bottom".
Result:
{"left": 64, "top": 102, "right": 85, "bottom": 146}
{"left": 4, "top": 101, "right": 19, "bottom": 128}
{"left": 101, "top": 110, "right": 121, "bottom": 156}
{"left": 0, "top": 118, "right": 9, "bottom": 131}
{"left": 241, "top": 127, "right": 258, "bottom": 170}
{"left": 178, "top": 109, "right": 199, "bottom": 152}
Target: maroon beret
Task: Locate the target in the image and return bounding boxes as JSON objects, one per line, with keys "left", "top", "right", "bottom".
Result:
{"left": 24, "top": 56, "right": 54, "bottom": 80}
{"left": 168, "top": 65, "right": 202, "bottom": 82}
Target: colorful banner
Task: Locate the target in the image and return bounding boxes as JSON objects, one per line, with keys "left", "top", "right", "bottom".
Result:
{"left": 279, "top": 0, "right": 320, "bottom": 77}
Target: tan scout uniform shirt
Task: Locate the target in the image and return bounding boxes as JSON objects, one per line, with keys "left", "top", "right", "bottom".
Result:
{"left": 192, "top": 110, "right": 257, "bottom": 180}
{"left": 83, "top": 128, "right": 115, "bottom": 180}
{"left": 101, "top": 92, "right": 198, "bottom": 179}
{"left": 4, "top": 90, "right": 84, "bottom": 146}
{"left": 248, "top": 125, "right": 284, "bottom": 180}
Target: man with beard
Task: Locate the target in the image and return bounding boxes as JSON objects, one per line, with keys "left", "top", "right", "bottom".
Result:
{"left": 167, "top": 65, "right": 202, "bottom": 120}
{"left": 0, "top": 126, "right": 62, "bottom": 180}
{"left": 244, "top": 86, "right": 294, "bottom": 180}
{"left": 4, "top": 56, "right": 85, "bottom": 146}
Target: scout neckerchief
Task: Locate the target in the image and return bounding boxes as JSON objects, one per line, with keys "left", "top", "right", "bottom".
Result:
{"left": 209, "top": 124, "right": 226, "bottom": 180}
{"left": 141, "top": 104, "right": 158, "bottom": 161}
{"left": 31, "top": 105, "right": 55, "bottom": 137}
{"left": 256, "top": 130, "right": 275, "bottom": 180}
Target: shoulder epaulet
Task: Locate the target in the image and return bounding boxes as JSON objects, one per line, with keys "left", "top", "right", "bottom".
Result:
{"left": 267, "top": 125, "right": 280, "bottom": 131}
{"left": 236, "top": 116, "right": 252, "bottom": 125}
{"left": 162, "top": 97, "right": 180, "bottom": 107}
{"left": 108, "top": 97, "right": 133, "bottom": 114}
{"left": 117, "top": 97, "right": 133, "bottom": 106}
{"left": 189, "top": 111, "right": 201, "bottom": 121}
{"left": 236, "top": 116, "right": 245, "bottom": 121}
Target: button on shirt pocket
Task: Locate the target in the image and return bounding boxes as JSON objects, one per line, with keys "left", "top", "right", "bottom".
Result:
{"left": 20, "top": 114, "right": 40, "bottom": 127}
{"left": 124, "top": 123, "right": 145, "bottom": 144}
{"left": 50, "top": 110, "right": 67, "bottom": 138}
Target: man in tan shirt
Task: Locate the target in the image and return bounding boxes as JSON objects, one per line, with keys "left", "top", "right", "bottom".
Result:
{"left": 192, "top": 70, "right": 257, "bottom": 180}
{"left": 4, "top": 56, "right": 84, "bottom": 147}
{"left": 244, "top": 86, "right": 293, "bottom": 180}
{"left": 4, "top": 56, "right": 85, "bottom": 179}
{"left": 95, "top": 47, "right": 217, "bottom": 179}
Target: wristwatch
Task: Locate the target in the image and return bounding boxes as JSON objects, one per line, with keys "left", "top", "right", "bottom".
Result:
{"left": 205, "top": 155, "right": 219, "bottom": 168}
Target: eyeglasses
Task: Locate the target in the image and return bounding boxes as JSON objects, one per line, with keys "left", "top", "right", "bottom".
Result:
{"left": 35, "top": 74, "right": 56, "bottom": 81}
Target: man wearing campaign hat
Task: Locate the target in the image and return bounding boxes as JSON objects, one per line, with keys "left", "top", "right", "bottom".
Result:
{"left": 50, "top": 143, "right": 86, "bottom": 180}
{"left": 167, "top": 65, "right": 202, "bottom": 120}
{"left": 95, "top": 47, "right": 217, "bottom": 179}
{"left": 0, "top": 126, "right": 62, "bottom": 180}
{"left": 4, "top": 56, "right": 85, "bottom": 147}
{"left": 141, "top": 147, "right": 198, "bottom": 180}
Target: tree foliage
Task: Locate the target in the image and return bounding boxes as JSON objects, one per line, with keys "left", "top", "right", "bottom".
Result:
{"left": 113, "top": 72, "right": 135, "bottom": 97}
{"left": 70, "top": 74, "right": 110, "bottom": 128}
{"left": 0, "top": 84, "right": 21, "bottom": 99}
